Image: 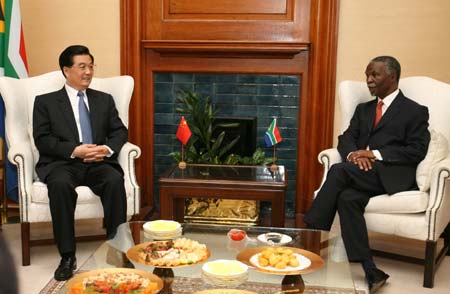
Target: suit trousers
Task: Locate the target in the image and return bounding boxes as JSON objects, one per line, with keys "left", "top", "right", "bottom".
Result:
{"left": 45, "top": 161, "right": 127, "bottom": 256}
{"left": 304, "top": 161, "right": 386, "bottom": 261}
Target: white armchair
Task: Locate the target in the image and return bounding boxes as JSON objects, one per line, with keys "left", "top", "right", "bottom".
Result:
{"left": 317, "top": 76, "right": 450, "bottom": 288}
{"left": 0, "top": 71, "right": 141, "bottom": 265}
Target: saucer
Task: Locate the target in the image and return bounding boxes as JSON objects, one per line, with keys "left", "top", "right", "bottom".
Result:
{"left": 257, "top": 233, "right": 292, "bottom": 246}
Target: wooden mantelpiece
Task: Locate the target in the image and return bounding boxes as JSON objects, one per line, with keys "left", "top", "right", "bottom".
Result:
{"left": 142, "top": 41, "right": 309, "bottom": 59}
{"left": 120, "top": 0, "right": 339, "bottom": 221}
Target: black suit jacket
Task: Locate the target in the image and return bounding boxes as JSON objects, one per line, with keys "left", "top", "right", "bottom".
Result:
{"left": 33, "top": 87, "right": 128, "bottom": 180}
{"left": 337, "top": 90, "right": 430, "bottom": 195}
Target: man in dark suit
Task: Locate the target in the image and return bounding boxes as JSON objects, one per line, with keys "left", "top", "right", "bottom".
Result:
{"left": 33, "top": 45, "right": 128, "bottom": 281}
{"left": 304, "top": 56, "right": 430, "bottom": 293}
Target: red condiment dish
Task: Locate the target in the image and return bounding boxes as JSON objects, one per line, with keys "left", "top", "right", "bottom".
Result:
{"left": 227, "top": 229, "right": 247, "bottom": 242}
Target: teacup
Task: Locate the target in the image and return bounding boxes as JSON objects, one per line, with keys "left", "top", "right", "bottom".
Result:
{"left": 265, "top": 232, "right": 283, "bottom": 244}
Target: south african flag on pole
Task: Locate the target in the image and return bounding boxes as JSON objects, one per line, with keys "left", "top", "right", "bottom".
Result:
{"left": 264, "top": 118, "right": 283, "bottom": 147}
{"left": 1, "top": 0, "right": 29, "bottom": 202}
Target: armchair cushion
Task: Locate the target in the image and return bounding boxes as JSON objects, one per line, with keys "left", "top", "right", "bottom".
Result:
{"left": 416, "top": 129, "right": 449, "bottom": 191}
{"left": 31, "top": 182, "right": 100, "bottom": 204}
{"left": 365, "top": 190, "right": 429, "bottom": 213}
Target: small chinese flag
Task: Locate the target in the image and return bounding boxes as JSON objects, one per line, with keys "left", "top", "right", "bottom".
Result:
{"left": 176, "top": 116, "right": 192, "bottom": 145}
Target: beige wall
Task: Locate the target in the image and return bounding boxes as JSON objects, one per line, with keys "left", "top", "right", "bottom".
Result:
{"left": 335, "top": 0, "right": 450, "bottom": 142}
{"left": 20, "top": 0, "right": 450, "bottom": 140}
{"left": 20, "top": 0, "right": 120, "bottom": 78}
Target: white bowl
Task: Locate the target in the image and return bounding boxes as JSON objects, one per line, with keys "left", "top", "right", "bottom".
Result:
{"left": 144, "top": 227, "right": 182, "bottom": 240}
{"left": 202, "top": 259, "right": 248, "bottom": 287}
{"left": 143, "top": 220, "right": 181, "bottom": 233}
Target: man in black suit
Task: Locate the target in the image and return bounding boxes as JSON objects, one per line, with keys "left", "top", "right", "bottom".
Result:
{"left": 304, "top": 56, "right": 430, "bottom": 293}
{"left": 33, "top": 45, "right": 128, "bottom": 281}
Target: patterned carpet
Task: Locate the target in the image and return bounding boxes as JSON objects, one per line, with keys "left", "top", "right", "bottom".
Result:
{"left": 41, "top": 274, "right": 363, "bottom": 294}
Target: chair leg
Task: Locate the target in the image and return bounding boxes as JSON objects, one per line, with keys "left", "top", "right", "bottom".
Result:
{"left": 443, "top": 222, "right": 450, "bottom": 256}
{"left": 1, "top": 178, "right": 6, "bottom": 225}
{"left": 21, "top": 222, "right": 31, "bottom": 266}
{"left": 423, "top": 240, "right": 436, "bottom": 288}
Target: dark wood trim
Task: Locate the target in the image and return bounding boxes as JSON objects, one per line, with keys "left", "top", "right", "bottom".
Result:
{"left": 121, "top": 0, "right": 150, "bottom": 208}
{"left": 296, "top": 0, "right": 340, "bottom": 216}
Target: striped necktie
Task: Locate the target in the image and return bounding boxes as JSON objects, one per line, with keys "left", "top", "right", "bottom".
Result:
{"left": 78, "top": 91, "right": 93, "bottom": 144}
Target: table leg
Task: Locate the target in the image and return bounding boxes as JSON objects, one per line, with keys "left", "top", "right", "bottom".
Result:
{"left": 159, "top": 187, "right": 173, "bottom": 220}
{"left": 282, "top": 274, "right": 305, "bottom": 293}
{"left": 173, "top": 198, "right": 185, "bottom": 223}
{"left": 271, "top": 194, "right": 285, "bottom": 227}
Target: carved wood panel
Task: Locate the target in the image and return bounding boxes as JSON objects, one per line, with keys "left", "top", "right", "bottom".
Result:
{"left": 143, "top": 0, "right": 309, "bottom": 42}
{"left": 166, "top": 0, "right": 290, "bottom": 16}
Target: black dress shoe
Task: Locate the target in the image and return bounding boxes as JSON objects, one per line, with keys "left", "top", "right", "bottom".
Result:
{"left": 366, "top": 268, "right": 389, "bottom": 294}
{"left": 54, "top": 256, "right": 77, "bottom": 281}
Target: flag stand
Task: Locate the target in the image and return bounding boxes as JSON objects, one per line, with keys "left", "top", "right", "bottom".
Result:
{"left": 178, "top": 144, "right": 187, "bottom": 169}
{"left": 270, "top": 144, "right": 278, "bottom": 172}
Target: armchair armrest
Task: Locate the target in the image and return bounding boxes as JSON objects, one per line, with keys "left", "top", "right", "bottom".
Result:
{"left": 118, "top": 142, "right": 142, "bottom": 215}
{"left": 7, "top": 142, "right": 35, "bottom": 217}
{"left": 426, "top": 156, "right": 450, "bottom": 240}
{"left": 118, "top": 142, "right": 141, "bottom": 185}
{"left": 314, "top": 148, "right": 343, "bottom": 197}
{"left": 318, "top": 148, "right": 343, "bottom": 170}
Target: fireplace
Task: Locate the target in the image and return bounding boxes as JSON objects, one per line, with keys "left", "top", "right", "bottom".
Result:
{"left": 153, "top": 72, "right": 300, "bottom": 218}
{"left": 122, "top": 0, "right": 339, "bottom": 224}
{"left": 213, "top": 116, "right": 257, "bottom": 157}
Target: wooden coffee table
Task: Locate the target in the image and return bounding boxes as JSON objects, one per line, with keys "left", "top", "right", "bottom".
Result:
{"left": 159, "top": 164, "right": 288, "bottom": 226}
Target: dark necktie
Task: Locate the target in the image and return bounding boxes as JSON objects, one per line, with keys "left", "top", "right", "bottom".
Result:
{"left": 373, "top": 100, "right": 384, "bottom": 127}
{"left": 78, "top": 91, "right": 93, "bottom": 144}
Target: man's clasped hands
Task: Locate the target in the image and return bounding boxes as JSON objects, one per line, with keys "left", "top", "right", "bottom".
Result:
{"left": 348, "top": 150, "right": 376, "bottom": 171}
{"left": 72, "top": 144, "right": 110, "bottom": 162}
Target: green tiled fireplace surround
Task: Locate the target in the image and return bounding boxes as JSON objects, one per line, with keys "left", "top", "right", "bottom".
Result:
{"left": 154, "top": 73, "right": 300, "bottom": 218}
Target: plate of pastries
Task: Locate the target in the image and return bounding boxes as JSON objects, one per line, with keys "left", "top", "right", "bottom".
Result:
{"left": 236, "top": 246, "right": 324, "bottom": 275}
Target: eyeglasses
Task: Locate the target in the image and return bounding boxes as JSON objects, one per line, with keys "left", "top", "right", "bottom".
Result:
{"left": 71, "top": 63, "right": 96, "bottom": 71}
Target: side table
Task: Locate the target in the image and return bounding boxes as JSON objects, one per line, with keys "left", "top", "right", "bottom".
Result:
{"left": 159, "top": 164, "right": 287, "bottom": 227}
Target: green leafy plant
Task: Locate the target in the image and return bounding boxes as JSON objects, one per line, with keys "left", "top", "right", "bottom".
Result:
{"left": 170, "top": 90, "right": 270, "bottom": 165}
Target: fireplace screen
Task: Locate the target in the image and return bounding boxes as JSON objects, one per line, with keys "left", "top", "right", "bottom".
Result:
{"left": 184, "top": 198, "right": 259, "bottom": 225}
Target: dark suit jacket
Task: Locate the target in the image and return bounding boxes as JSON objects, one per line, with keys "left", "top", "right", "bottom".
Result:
{"left": 337, "top": 90, "right": 430, "bottom": 195}
{"left": 33, "top": 87, "right": 128, "bottom": 181}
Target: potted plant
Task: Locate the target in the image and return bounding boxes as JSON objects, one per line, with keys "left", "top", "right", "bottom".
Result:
{"left": 170, "top": 90, "right": 271, "bottom": 165}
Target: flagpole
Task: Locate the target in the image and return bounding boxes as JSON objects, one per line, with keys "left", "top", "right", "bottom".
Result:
{"left": 270, "top": 144, "right": 278, "bottom": 172}
{"left": 179, "top": 144, "right": 187, "bottom": 169}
